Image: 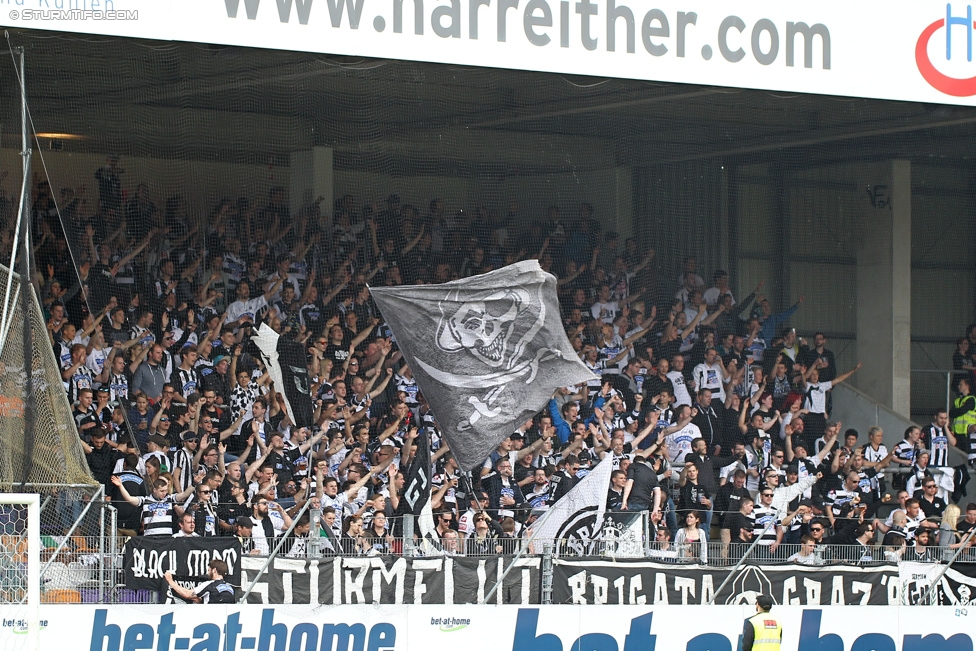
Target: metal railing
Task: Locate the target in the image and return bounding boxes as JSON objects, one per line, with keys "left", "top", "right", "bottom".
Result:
{"left": 14, "top": 538, "right": 975, "bottom": 604}
{"left": 912, "top": 368, "right": 970, "bottom": 418}
{"left": 6, "top": 494, "right": 975, "bottom": 605}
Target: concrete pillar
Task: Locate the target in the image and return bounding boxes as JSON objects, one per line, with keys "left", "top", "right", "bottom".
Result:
{"left": 613, "top": 166, "right": 633, "bottom": 238}
{"left": 289, "top": 146, "right": 333, "bottom": 230}
{"left": 855, "top": 160, "right": 911, "bottom": 417}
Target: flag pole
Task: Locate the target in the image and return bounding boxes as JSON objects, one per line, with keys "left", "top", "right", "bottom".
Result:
{"left": 483, "top": 455, "right": 613, "bottom": 604}
{"left": 483, "top": 488, "right": 563, "bottom": 604}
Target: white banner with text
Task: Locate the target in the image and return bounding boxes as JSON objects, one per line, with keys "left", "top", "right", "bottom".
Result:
{"left": 2, "top": 603, "right": 975, "bottom": 651}
{"left": 5, "top": 1, "right": 976, "bottom": 105}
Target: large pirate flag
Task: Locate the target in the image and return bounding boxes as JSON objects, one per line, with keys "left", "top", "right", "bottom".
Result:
{"left": 370, "top": 260, "right": 595, "bottom": 470}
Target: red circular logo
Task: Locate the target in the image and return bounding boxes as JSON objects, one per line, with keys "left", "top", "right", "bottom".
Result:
{"left": 917, "top": 18, "right": 976, "bottom": 96}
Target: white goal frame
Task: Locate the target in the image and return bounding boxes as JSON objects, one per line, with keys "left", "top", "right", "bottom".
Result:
{"left": 0, "top": 494, "right": 39, "bottom": 651}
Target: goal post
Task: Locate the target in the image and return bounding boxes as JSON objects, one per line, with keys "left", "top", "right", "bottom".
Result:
{"left": 0, "top": 493, "right": 40, "bottom": 651}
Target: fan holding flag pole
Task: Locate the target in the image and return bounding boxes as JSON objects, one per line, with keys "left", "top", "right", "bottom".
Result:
{"left": 371, "top": 260, "right": 602, "bottom": 597}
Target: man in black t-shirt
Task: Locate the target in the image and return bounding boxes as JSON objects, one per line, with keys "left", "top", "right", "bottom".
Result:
{"left": 81, "top": 429, "right": 124, "bottom": 490}
{"left": 716, "top": 470, "right": 751, "bottom": 542}
{"left": 109, "top": 454, "right": 148, "bottom": 532}
{"left": 726, "top": 497, "right": 756, "bottom": 556}
{"left": 164, "top": 560, "right": 237, "bottom": 604}
{"left": 622, "top": 456, "right": 662, "bottom": 513}
{"left": 914, "top": 478, "right": 948, "bottom": 518}
{"left": 262, "top": 432, "right": 296, "bottom": 486}
{"left": 959, "top": 503, "right": 976, "bottom": 538}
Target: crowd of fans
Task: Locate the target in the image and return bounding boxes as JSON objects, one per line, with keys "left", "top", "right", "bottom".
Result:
{"left": 14, "top": 155, "right": 976, "bottom": 563}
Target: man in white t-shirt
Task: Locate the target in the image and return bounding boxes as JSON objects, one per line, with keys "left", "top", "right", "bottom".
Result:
{"left": 667, "top": 355, "right": 693, "bottom": 407}
{"left": 703, "top": 270, "right": 735, "bottom": 307}
{"left": 249, "top": 495, "right": 292, "bottom": 555}
{"left": 225, "top": 276, "right": 285, "bottom": 331}
{"left": 590, "top": 284, "right": 620, "bottom": 325}
{"left": 660, "top": 405, "right": 702, "bottom": 464}
{"left": 693, "top": 347, "right": 734, "bottom": 404}
{"left": 800, "top": 361, "right": 861, "bottom": 449}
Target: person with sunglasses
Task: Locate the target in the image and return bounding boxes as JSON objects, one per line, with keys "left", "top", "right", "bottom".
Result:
{"left": 185, "top": 480, "right": 222, "bottom": 537}
{"left": 434, "top": 510, "right": 455, "bottom": 541}
{"left": 458, "top": 491, "right": 490, "bottom": 540}
{"left": 807, "top": 519, "right": 827, "bottom": 545}
{"left": 915, "top": 477, "right": 948, "bottom": 518}
{"left": 465, "top": 513, "right": 502, "bottom": 556}
{"left": 752, "top": 489, "right": 784, "bottom": 558}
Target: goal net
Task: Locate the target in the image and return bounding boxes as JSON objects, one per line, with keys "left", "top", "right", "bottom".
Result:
{"left": 0, "top": 264, "right": 94, "bottom": 491}
{"left": 0, "top": 493, "right": 40, "bottom": 651}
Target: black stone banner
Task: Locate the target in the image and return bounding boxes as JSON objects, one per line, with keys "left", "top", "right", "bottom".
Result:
{"left": 123, "top": 537, "right": 242, "bottom": 591}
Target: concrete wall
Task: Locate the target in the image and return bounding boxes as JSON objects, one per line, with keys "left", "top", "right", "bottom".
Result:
{"left": 1, "top": 148, "right": 284, "bottom": 223}
{"left": 2, "top": 148, "right": 634, "bottom": 243}
{"left": 636, "top": 156, "right": 974, "bottom": 419}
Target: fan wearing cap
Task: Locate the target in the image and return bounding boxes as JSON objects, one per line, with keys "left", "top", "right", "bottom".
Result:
{"left": 742, "top": 595, "right": 782, "bottom": 651}
{"left": 458, "top": 491, "right": 491, "bottom": 540}
{"left": 235, "top": 516, "right": 259, "bottom": 555}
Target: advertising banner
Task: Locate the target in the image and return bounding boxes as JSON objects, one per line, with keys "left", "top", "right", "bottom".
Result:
{"left": 5, "top": 2, "right": 976, "bottom": 106}
{"left": 4, "top": 604, "right": 976, "bottom": 651}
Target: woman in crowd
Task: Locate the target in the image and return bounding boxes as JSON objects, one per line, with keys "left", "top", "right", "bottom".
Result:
{"left": 340, "top": 515, "right": 371, "bottom": 556}
{"left": 363, "top": 511, "right": 394, "bottom": 555}
{"left": 674, "top": 510, "right": 708, "bottom": 564}
{"left": 466, "top": 512, "right": 502, "bottom": 556}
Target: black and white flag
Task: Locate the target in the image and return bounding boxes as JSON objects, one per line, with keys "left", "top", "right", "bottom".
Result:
{"left": 403, "top": 427, "right": 439, "bottom": 554}
{"left": 370, "top": 260, "right": 595, "bottom": 470}
{"left": 252, "top": 324, "right": 315, "bottom": 427}
{"left": 530, "top": 454, "right": 614, "bottom": 556}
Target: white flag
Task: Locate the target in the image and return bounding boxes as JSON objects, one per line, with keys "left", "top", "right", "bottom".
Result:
{"left": 530, "top": 454, "right": 614, "bottom": 556}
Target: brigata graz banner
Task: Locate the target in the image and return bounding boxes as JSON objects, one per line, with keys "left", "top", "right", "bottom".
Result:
{"left": 552, "top": 559, "right": 900, "bottom": 605}
{"left": 123, "top": 536, "right": 241, "bottom": 592}
{"left": 9, "top": 604, "right": 976, "bottom": 651}
{"left": 6, "top": 2, "right": 976, "bottom": 106}
{"left": 900, "top": 561, "right": 976, "bottom": 606}
{"left": 239, "top": 555, "right": 541, "bottom": 604}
